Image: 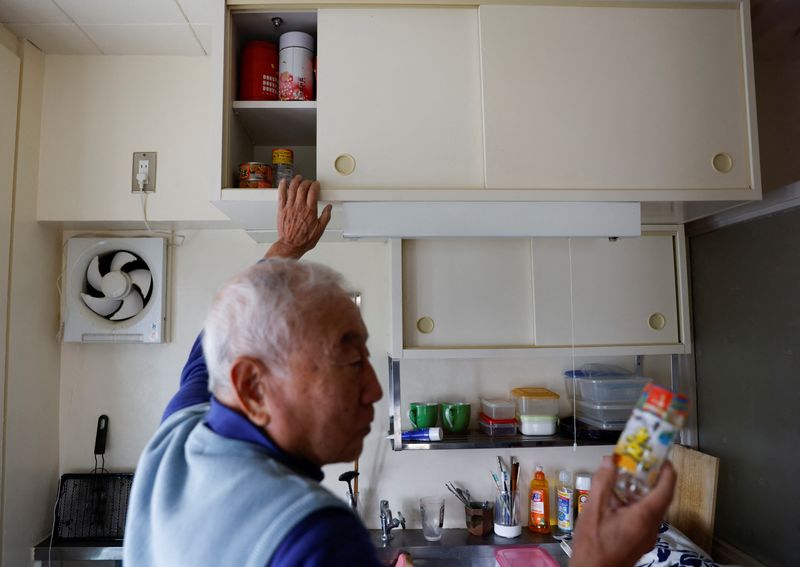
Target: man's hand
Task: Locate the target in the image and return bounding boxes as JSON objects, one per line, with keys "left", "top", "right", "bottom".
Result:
{"left": 265, "top": 175, "right": 332, "bottom": 260}
{"left": 569, "top": 456, "right": 677, "bottom": 567}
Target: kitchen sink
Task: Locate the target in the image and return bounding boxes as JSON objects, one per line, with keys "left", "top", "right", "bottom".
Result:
{"left": 369, "top": 529, "right": 570, "bottom": 567}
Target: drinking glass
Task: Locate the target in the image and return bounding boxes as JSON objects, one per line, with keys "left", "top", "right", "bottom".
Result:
{"left": 420, "top": 496, "right": 445, "bottom": 541}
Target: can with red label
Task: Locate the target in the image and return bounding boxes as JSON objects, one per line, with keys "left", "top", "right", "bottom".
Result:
{"left": 279, "top": 32, "right": 314, "bottom": 101}
{"left": 238, "top": 162, "right": 272, "bottom": 189}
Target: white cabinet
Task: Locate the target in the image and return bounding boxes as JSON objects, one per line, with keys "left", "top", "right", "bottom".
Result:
{"left": 530, "top": 235, "right": 680, "bottom": 346}
{"left": 479, "top": 3, "right": 758, "bottom": 200}
{"left": 402, "top": 239, "right": 534, "bottom": 347}
{"left": 316, "top": 8, "right": 483, "bottom": 190}
{"left": 392, "top": 227, "right": 689, "bottom": 357}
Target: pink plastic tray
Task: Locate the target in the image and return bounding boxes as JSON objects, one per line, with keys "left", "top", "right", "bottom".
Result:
{"left": 495, "top": 546, "right": 560, "bottom": 567}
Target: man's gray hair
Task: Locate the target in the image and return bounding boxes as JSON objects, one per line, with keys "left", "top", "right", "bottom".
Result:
{"left": 202, "top": 258, "right": 349, "bottom": 398}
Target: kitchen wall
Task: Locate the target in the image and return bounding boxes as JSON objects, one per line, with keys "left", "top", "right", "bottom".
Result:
{"left": 59, "top": 229, "right": 672, "bottom": 530}
{"left": 690, "top": 207, "right": 800, "bottom": 567}
{"left": 0, "top": 36, "right": 62, "bottom": 566}
{"left": 37, "top": 55, "right": 227, "bottom": 223}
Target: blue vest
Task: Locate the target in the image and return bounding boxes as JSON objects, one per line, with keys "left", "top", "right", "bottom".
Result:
{"left": 123, "top": 404, "right": 349, "bottom": 567}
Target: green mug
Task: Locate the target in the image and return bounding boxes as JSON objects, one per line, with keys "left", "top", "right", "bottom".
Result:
{"left": 409, "top": 402, "right": 439, "bottom": 429}
{"left": 442, "top": 402, "right": 471, "bottom": 433}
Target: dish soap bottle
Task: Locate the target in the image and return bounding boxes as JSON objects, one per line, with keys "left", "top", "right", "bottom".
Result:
{"left": 556, "top": 470, "right": 574, "bottom": 535}
{"left": 529, "top": 465, "right": 550, "bottom": 533}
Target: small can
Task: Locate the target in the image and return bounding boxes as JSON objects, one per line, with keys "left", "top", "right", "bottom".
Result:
{"left": 613, "top": 384, "right": 688, "bottom": 503}
{"left": 278, "top": 31, "right": 314, "bottom": 101}
{"left": 272, "top": 149, "right": 294, "bottom": 187}
{"left": 238, "top": 162, "right": 272, "bottom": 189}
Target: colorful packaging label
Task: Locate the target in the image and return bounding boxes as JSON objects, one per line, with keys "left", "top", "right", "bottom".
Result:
{"left": 614, "top": 407, "right": 677, "bottom": 486}
{"left": 530, "top": 489, "right": 546, "bottom": 526}
{"left": 556, "top": 488, "right": 574, "bottom": 531}
{"left": 279, "top": 47, "right": 314, "bottom": 101}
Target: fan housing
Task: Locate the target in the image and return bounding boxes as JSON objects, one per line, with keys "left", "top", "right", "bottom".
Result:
{"left": 64, "top": 237, "right": 167, "bottom": 343}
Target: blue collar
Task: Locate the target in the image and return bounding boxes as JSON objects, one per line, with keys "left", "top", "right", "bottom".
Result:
{"left": 205, "top": 397, "right": 324, "bottom": 483}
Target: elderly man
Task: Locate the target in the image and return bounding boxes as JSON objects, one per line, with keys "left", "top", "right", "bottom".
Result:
{"left": 124, "top": 176, "right": 676, "bottom": 567}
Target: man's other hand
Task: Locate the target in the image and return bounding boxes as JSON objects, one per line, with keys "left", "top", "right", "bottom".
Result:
{"left": 569, "top": 456, "right": 677, "bottom": 567}
{"left": 265, "top": 175, "right": 332, "bottom": 260}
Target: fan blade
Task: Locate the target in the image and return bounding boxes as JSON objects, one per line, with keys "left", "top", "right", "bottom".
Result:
{"left": 86, "top": 256, "right": 103, "bottom": 291}
{"left": 129, "top": 269, "right": 152, "bottom": 297}
{"left": 110, "top": 289, "right": 143, "bottom": 321}
{"left": 110, "top": 251, "right": 137, "bottom": 272}
{"left": 81, "top": 293, "right": 122, "bottom": 317}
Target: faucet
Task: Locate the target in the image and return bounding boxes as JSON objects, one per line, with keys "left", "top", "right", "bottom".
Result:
{"left": 379, "top": 500, "right": 405, "bottom": 542}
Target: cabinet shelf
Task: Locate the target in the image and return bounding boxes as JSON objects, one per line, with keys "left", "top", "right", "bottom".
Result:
{"left": 232, "top": 101, "right": 316, "bottom": 146}
{"left": 390, "top": 431, "right": 614, "bottom": 451}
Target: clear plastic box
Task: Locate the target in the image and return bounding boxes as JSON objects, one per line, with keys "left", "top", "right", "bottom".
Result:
{"left": 564, "top": 365, "right": 650, "bottom": 403}
{"left": 511, "top": 388, "right": 559, "bottom": 415}
{"left": 480, "top": 399, "right": 516, "bottom": 421}
{"left": 575, "top": 414, "right": 626, "bottom": 431}
{"left": 478, "top": 414, "right": 517, "bottom": 436}
{"left": 574, "top": 399, "right": 636, "bottom": 423}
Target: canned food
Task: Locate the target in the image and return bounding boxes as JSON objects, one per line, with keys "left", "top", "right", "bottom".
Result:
{"left": 239, "top": 162, "right": 270, "bottom": 180}
{"left": 239, "top": 178, "right": 271, "bottom": 189}
{"left": 238, "top": 162, "right": 273, "bottom": 188}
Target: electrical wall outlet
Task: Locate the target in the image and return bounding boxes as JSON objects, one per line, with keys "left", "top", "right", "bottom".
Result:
{"left": 131, "top": 152, "right": 157, "bottom": 192}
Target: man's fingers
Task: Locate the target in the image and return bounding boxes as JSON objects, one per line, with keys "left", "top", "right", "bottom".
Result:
{"left": 278, "top": 178, "right": 288, "bottom": 209}
{"left": 306, "top": 180, "right": 321, "bottom": 208}
{"left": 295, "top": 178, "right": 312, "bottom": 208}
{"left": 318, "top": 204, "right": 333, "bottom": 233}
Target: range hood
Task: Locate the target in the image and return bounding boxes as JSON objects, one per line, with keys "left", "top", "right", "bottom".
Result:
{"left": 212, "top": 200, "right": 641, "bottom": 243}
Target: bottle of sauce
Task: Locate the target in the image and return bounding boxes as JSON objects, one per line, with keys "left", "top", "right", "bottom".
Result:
{"left": 574, "top": 473, "right": 591, "bottom": 522}
{"left": 528, "top": 465, "right": 550, "bottom": 533}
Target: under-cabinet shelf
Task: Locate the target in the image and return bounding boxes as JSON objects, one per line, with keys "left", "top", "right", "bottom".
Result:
{"left": 389, "top": 431, "right": 614, "bottom": 451}
{"left": 232, "top": 101, "right": 317, "bottom": 146}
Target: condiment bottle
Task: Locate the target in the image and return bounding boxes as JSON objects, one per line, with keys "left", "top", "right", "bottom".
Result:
{"left": 574, "top": 473, "right": 591, "bottom": 522}
{"left": 613, "top": 383, "right": 688, "bottom": 503}
{"left": 528, "top": 465, "right": 550, "bottom": 533}
{"left": 556, "top": 470, "right": 574, "bottom": 535}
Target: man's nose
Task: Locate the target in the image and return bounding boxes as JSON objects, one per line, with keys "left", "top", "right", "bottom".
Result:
{"left": 362, "top": 361, "right": 383, "bottom": 404}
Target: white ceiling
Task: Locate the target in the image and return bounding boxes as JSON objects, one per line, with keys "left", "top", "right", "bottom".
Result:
{"left": 0, "top": 0, "right": 215, "bottom": 55}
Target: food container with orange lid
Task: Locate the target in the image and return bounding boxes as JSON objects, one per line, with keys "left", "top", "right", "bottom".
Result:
{"left": 511, "top": 387, "right": 559, "bottom": 416}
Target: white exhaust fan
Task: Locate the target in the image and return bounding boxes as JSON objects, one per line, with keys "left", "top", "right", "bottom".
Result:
{"left": 64, "top": 237, "right": 167, "bottom": 343}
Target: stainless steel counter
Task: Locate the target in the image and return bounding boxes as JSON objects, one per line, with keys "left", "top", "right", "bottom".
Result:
{"left": 34, "top": 530, "right": 569, "bottom": 566}
{"left": 369, "top": 529, "right": 570, "bottom": 566}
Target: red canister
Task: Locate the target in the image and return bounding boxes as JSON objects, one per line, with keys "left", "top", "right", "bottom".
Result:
{"left": 239, "top": 41, "right": 278, "bottom": 101}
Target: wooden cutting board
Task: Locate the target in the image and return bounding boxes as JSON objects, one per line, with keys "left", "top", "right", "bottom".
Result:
{"left": 667, "top": 444, "right": 720, "bottom": 553}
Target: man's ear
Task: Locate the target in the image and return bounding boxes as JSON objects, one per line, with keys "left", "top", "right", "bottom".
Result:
{"left": 229, "top": 356, "right": 272, "bottom": 427}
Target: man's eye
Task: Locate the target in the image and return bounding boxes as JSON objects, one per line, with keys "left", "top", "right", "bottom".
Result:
{"left": 350, "top": 359, "right": 364, "bottom": 368}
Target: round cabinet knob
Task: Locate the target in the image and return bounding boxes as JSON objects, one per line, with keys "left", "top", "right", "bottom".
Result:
{"left": 712, "top": 152, "right": 733, "bottom": 173}
{"left": 648, "top": 313, "right": 666, "bottom": 331}
{"left": 416, "top": 316, "right": 435, "bottom": 334}
{"left": 334, "top": 154, "right": 356, "bottom": 176}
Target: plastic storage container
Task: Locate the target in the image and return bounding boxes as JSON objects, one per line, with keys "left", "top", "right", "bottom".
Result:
{"left": 495, "top": 545, "right": 560, "bottom": 567}
{"left": 564, "top": 367, "right": 650, "bottom": 403}
{"left": 511, "top": 388, "right": 559, "bottom": 415}
{"left": 517, "top": 414, "right": 558, "bottom": 436}
{"left": 479, "top": 414, "right": 517, "bottom": 436}
{"left": 574, "top": 414, "right": 626, "bottom": 431}
{"left": 575, "top": 399, "right": 636, "bottom": 423}
{"left": 481, "top": 399, "right": 516, "bottom": 421}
